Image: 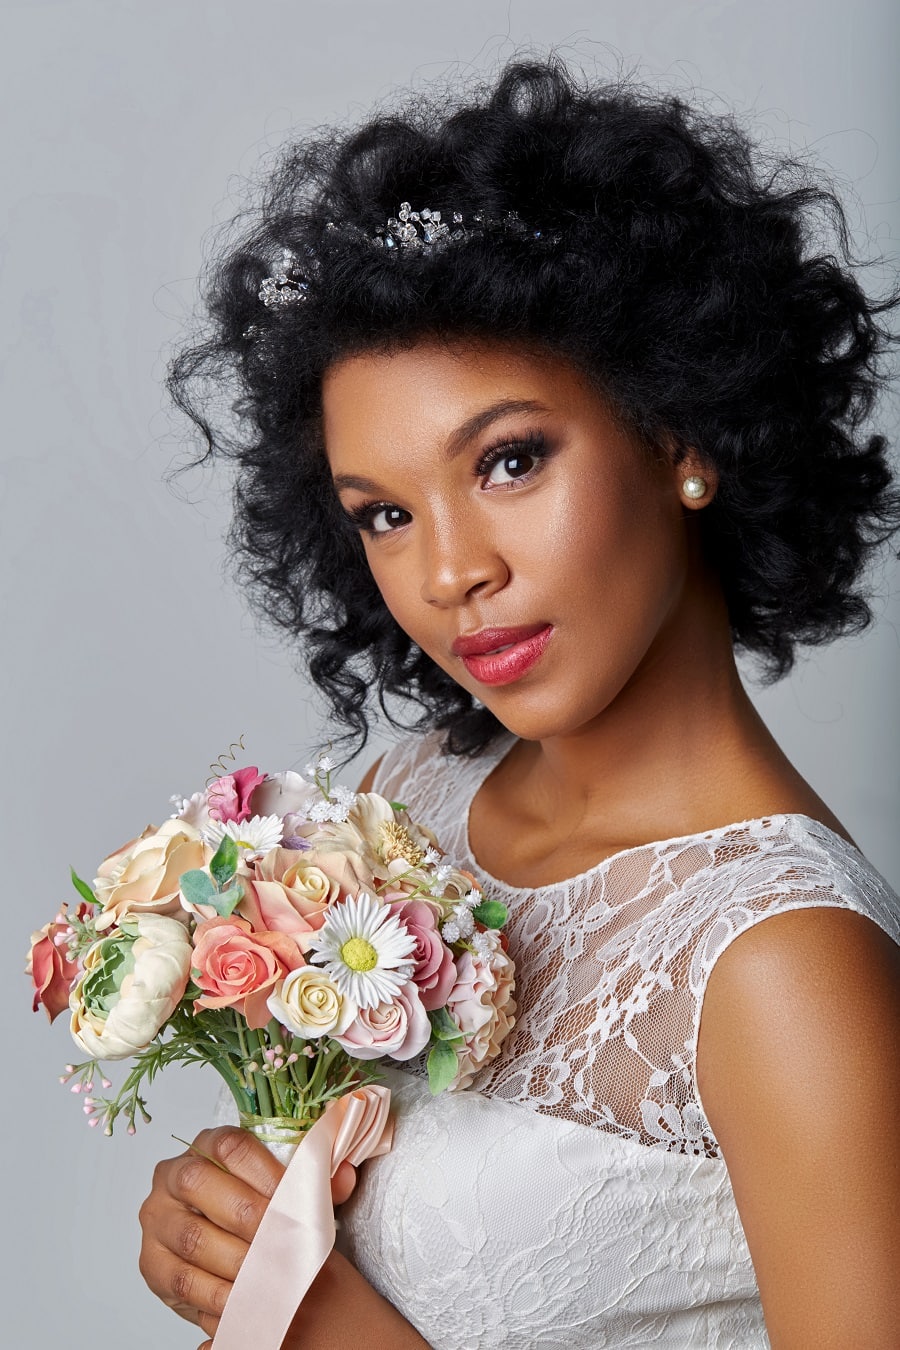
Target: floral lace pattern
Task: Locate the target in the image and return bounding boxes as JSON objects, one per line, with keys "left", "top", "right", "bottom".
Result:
{"left": 371, "top": 730, "right": 900, "bottom": 1158}
{"left": 334, "top": 730, "right": 900, "bottom": 1347}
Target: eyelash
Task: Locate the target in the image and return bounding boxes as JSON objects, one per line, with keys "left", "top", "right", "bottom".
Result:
{"left": 344, "top": 430, "right": 550, "bottom": 537}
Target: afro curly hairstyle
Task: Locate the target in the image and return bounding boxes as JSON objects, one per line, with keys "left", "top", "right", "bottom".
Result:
{"left": 169, "top": 56, "right": 900, "bottom": 760}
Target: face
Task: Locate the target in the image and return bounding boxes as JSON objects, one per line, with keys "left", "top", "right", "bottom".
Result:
{"left": 322, "top": 339, "right": 715, "bottom": 744}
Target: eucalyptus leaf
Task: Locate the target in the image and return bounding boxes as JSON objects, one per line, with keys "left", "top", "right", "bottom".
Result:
{"left": 427, "top": 1039, "right": 459, "bottom": 1095}
{"left": 428, "top": 1006, "right": 464, "bottom": 1042}
{"left": 70, "top": 868, "right": 96, "bottom": 906}
{"left": 210, "top": 836, "right": 239, "bottom": 887}
{"left": 472, "top": 899, "right": 508, "bottom": 929}
{"left": 179, "top": 869, "right": 217, "bottom": 908}
{"left": 212, "top": 883, "right": 244, "bottom": 918}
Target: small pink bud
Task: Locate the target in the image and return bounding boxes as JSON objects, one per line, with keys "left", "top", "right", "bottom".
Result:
{"left": 82, "top": 1104, "right": 94, "bottom": 1115}
{"left": 273, "top": 1057, "right": 284, "bottom": 1070}
{"left": 127, "top": 1125, "right": 136, "bottom": 1136}
{"left": 64, "top": 1065, "right": 75, "bottom": 1074}
{"left": 88, "top": 1117, "right": 100, "bottom": 1128}
{"left": 101, "top": 1078, "right": 112, "bottom": 1089}
{"left": 286, "top": 1053, "right": 298, "bottom": 1065}
{"left": 304, "top": 1045, "right": 316, "bottom": 1058}
{"left": 273, "top": 1044, "right": 284, "bottom": 1055}
{"left": 84, "top": 1081, "right": 94, "bottom": 1092}
{"left": 70, "top": 1083, "right": 82, "bottom": 1094}
{"left": 247, "top": 1061, "right": 259, "bottom": 1073}
{"left": 264, "top": 1049, "right": 276, "bottom": 1063}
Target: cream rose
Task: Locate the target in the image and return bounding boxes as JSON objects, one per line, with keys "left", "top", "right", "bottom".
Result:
{"left": 69, "top": 913, "right": 192, "bottom": 1060}
{"left": 94, "top": 820, "right": 209, "bottom": 930}
{"left": 267, "top": 967, "right": 357, "bottom": 1039}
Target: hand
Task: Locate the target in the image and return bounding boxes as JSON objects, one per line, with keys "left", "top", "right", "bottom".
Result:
{"left": 138, "top": 1125, "right": 357, "bottom": 1346}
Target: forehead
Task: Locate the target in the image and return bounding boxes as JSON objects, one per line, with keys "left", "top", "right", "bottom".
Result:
{"left": 321, "top": 340, "right": 593, "bottom": 462}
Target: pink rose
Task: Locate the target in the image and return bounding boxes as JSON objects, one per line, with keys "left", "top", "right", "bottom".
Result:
{"left": 192, "top": 915, "right": 303, "bottom": 1028}
{"left": 387, "top": 899, "right": 457, "bottom": 1011}
{"left": 26, "top": 914, "right": 80, "bottom": 1022}
{"left": 446, "top": 942, "right": 516, "bottom": 1090}
{"left": 333, "top": 980, "right": 430, "bottom": 1061}
{"left": 207, "top": 767, "right": 267, "bottom": 824}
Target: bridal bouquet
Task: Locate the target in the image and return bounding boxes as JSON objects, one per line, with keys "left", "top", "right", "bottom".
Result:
{"left": 26, "top": 753, "right": 516, "bottom": 1140}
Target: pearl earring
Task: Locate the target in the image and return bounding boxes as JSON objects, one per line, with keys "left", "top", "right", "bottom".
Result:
{"left": 682, "top": 476, "right": 708, "bottom": 501}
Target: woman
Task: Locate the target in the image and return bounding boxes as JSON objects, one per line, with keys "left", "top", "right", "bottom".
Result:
{"left": 139, "top": 59, "right": 900, "bottom": 1347}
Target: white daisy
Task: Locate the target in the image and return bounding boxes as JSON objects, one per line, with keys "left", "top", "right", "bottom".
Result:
{"left": 203, "top": 813, "right": 284, "bottom": 859}
{"left": 307, "top": 893, "right": 417, "bottom": 1010}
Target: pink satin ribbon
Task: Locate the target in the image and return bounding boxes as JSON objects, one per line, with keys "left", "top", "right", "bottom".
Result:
{"left": 212, "top": 1085, "right": 393, "bottom": 1350}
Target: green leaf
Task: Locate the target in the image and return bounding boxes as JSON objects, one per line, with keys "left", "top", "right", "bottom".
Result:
{"left": 472, "top": 900, "right": 508, "bottom": 930}
{"left": 389, "top": 801, "right": 407, "bottom": 813}
{"left": 210, "top": 836, "right": 239, "bottom": 887}
{"left": 179, "top": 869, "right": 217, "bottom": 909}
{"left": 211, "top": 883, "right": 244, "bottom": 918}
{"left": 427, "top": 1039, "right": 459, "bottom": 1095}
{"left": 428, "top": 1007, "right": 464, "bottom": 1043}
{"left": 70, "top": 868, "right": 96, "bottom": 905}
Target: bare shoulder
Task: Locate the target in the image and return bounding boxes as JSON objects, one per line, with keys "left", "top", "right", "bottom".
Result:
{"left": 356, "top": 755, "right": 384, "bottom": 793}
{"left": 697, "top": 906, "right": 900, "bottom": 1345}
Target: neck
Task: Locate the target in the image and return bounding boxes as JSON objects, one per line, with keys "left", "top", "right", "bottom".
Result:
{"left": 511, "top": 582, "right": 800, "bottom": 844}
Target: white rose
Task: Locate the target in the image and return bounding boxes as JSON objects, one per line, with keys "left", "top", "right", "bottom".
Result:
{"left": 69, "top": 913, "right": 192, "bottom": 1060}
{"left": 267, "top": 966, "right": 357, "bottom": 1039}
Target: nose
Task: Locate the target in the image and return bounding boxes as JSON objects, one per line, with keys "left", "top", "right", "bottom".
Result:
{"left": 418, "top": 519, "right": 510, "bottom": 607}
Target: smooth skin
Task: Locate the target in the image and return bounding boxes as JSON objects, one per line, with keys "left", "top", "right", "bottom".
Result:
{"left": 138, "top": 339, "right": 900, "bottom": 1348}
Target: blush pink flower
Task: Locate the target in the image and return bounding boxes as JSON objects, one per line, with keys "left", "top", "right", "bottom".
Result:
{"left": 332, "top": 980, "right": 430, "bottom": 1062}
{"left": 237, "top": 847, "right": 375, "bottom": 951}
{"left": 446, "top": 942, "right": 516, "bottom": 1090}
{"left": 26, "top": 915, "right": 79, "bottom": 1022}
{"left": 191, "top": 916, "right": 303, "bottom": 1028}
{"left": 387, "top": 899, "right": 457, "bottom": 1011}
{"left": 207, "top": 767, "right": 267, "bottom": 824}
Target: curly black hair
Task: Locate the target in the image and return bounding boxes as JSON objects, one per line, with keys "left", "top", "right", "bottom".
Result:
{"left": 169, "top": 56, "right": 900, "bottom": 759}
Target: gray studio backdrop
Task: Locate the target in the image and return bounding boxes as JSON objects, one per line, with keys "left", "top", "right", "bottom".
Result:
{"left": 3, "top": 2, "right": 898, "bottom": 1346}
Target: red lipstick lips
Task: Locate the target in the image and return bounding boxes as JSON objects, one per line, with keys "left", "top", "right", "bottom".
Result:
{"left": 452, "top": 624, "right": 554, "bottom": 686}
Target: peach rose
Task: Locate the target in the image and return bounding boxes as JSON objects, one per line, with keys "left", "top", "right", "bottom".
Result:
{"left": 332, "top": 980, "right": 431, "bottom": 1062}
{"left": 446, "top": 942, "right": 516, "bottom": 1090}
{"left": 191, "top": 916, "right": 303, "bottom": 1028}
{"left": 237, "top": 847, "right": 375, "bottom": 950}
{"left": 93, "top": 820, "right": 209, "bottom": 930}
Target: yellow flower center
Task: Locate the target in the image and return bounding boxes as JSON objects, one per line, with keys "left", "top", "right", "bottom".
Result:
{"left": 341, "top": 937, "right": 379, "bottom": 972}
{"left": 378, "top": 821, "right": 424, "bottom": 867}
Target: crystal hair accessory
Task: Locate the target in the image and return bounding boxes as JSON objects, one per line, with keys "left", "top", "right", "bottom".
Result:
{"left": 257, "top": 202, "right": 549, "bottom": 309}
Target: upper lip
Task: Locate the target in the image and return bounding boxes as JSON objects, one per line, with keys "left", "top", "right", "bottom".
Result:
{"left": 452, "top": 624, "right": 550, "bottom": 658}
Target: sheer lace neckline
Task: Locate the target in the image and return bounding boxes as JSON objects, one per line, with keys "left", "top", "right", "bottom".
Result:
{"left": 464, "top": 732, "right": 856, "bottom": 897}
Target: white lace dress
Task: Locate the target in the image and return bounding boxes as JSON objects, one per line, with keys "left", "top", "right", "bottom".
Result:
{"left": 333, "top": 730, "right": 900, "bottom": 1349}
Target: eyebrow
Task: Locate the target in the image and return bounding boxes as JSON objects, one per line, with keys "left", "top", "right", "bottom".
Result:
{"left": 331, "top": 397, "right": 550, "bottom": 495}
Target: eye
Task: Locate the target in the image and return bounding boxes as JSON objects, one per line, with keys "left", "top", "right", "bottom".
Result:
{"left": 344, "top": 501, "right": 411, "bottom": 536}
{"left": 483, "top": 450, "right": 539, "bottom": 486}
{"left": 476, "top": 431, "right": 549, "bottom": 489}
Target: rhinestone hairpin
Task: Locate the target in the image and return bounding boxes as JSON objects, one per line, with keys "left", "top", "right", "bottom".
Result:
{"left": 371, "top": 201, "right": 467, "bottom": 251}
{"left": 257, "top": 202, "right": 545, "bottom": 310}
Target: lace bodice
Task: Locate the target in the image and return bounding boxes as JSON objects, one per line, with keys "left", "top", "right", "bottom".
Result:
{"left": 332, "top": 730, "right": 900, "bottom": 1347}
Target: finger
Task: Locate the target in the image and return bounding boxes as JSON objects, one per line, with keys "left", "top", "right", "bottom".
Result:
{"left": 332, "top": 1159, "right": 357, "bottom": 1206}
{"left": 198, "top": 1309, "right": 219, "bottom": 1340}
{"left": 160, "top": 1150, "right": 271, "bottom": 1243}
{"left": 142, "top": 1241, "right": 232, "bottom": 1323}
{"left": 192, "top": 1126, "right": 285, "bottom": 1196}
{"left": 151, "top": 1201, "right": 250, "bottom": 1282}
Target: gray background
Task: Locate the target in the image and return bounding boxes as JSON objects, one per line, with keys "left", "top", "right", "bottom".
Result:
{"left": 3, "top": 2, "right": 897, "bottom": 1346}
